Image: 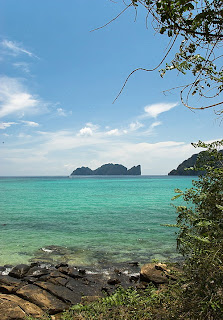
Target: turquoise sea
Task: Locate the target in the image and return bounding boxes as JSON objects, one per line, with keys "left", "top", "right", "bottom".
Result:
{"left": 0, "top": 176, "right": 194, "bottom": 266}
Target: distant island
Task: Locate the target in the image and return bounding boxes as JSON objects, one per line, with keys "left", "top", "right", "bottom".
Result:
{"left": 71, "top": 164, "right": 141, "bottom": 176}
{"left": 168, "top": 150, "right": 223, "bottom": 176}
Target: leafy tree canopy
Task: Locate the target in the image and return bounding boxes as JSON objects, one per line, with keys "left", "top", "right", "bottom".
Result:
{"left": 117, "top": 1, "right": 223, "bottom": 113}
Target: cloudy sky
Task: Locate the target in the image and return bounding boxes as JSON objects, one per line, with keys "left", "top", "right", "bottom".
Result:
{"left": 0, "top": 1, "right": 222, "bottom": 175}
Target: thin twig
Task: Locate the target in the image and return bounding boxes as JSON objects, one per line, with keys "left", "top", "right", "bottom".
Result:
{"left": 90, "top": 3, "right": 132, "bottom": 32}
{"left": 113, "top": 34, "right": 178, "bottom": 103}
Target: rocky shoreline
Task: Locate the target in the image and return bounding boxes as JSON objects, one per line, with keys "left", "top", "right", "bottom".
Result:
{"left": 0, "top": 261, "right": 178, "bottom": 319}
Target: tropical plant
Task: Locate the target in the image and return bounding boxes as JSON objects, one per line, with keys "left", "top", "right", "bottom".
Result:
{"left": 172, "top": 139, "right": 223, "bottom": 319}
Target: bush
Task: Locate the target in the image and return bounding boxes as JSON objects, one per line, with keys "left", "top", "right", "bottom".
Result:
{"left": 173, "top": 140, "right": 223, "bottom": 319}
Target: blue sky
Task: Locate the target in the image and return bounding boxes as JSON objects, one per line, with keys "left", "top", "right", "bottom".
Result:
{"left": 0, "top": 0, "right": 222, "bottom": 175}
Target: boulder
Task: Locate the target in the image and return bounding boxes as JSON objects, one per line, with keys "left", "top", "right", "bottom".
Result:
{"left": 35, "top": 281, "right": 80, "bottom": 305}
{"left": 140, "top": 263, "right": 170, "bottom": 284}
{"left": 0, "top": 275, "right": 24, "bottom": 293}
{"left": 26, "top": 266, "right": 51, "bottom": 278}
{"left": 8, "top": 264, "right": 30, "bottom": 279}
{"left": 16, "top": 284, "right": 67, "bottom": 314}
{"left": 0, "top": 293, "right": 44, "bottom": 319}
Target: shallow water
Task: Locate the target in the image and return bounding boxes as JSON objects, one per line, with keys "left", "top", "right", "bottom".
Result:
{"left": 0, "top": 176, "right": 194, "bottom": 266}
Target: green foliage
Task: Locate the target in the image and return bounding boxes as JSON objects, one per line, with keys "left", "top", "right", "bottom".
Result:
{"left": 60, "top": 284, "right": 184, "bottom": 320}
{"left": 173, "top": 139, "right": 223, "bottom": 319}
{"left": 130, "top": 1, "right": 223, "bottom": 112}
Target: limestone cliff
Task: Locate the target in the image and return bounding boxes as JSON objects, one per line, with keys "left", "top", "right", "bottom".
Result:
{"left": 71, "top": 164, "right": 141, "bottom": 176}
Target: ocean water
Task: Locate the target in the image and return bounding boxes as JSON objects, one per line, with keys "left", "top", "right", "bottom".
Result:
{"left": 0, "top": 176, "right": 194, "bottom": 266}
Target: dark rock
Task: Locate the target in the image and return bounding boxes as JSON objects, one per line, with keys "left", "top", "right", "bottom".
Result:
{"left": 16, "top": 284, "right": 67, "bottom": 314}
{"left": 78, "top": 269, "right": 86, "bottom": 275}
{"left": 49, "top": 276, "right": 68, "bottom": 287}
{"left": 66, "top": 277, "right": 102, "bottom": 299}
{"left": 107, "top": 278, "right": 121, "bottom": 285}
{"left": 128, "top": 262, "right": 139, "bottom": 267}
{"left": 71, "top": 163, "right": 141, "bottom": 176}
{"left": 8, "top": 264, "right": 30, "bottom": 279}
{"left": 55, "top": 263, "right": 69, "bottom": 269}
{"left": 3, "top": 265, "right": 13, "bottom": 269}
{"left": 0, "top": 293, "right": 44, "bottom": 319}
{"left": 0, "top": 275, "right": 24, "bottom": 293}
{"left": 58, "top": 266, "right": 83, "bottom": 279}
{"left": 26, "top": 266, "right": 50, "bottom": 278}
{"left": 35, "top": 281, "right": 80, "bottom": 305}
{"left": 129, "top": 275, "right": 139, "bottom": 282}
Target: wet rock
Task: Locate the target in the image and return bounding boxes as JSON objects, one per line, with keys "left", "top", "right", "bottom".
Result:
{"left": 58, "top": 266, "right": 83, "bottom": 279}
{"left": 129, "top": 275, "right": 139, "bottom": 282}
{"left": 0, "top": 293, "right": 44, "bottom": 319}
{"left": 128, "top": 262, "right": 139, "bottom": 267}
{"left": 16, "top": 284, "right": 67, "bottom": 314}
{"left": 36, "top": 281, "right": 80, "bottom": 305}
{"left": 66, "top": 277, "right": 102, "bottom": 299}
{"left": 107, "top": 278, "right": 121, "bottom": 285}
{"left": 140, "top": 263, "right": 170, "bottom": 284}
{"left": 0, "top": 267, "right": 6, "bottom": 273}
{"left": 78, "top": 268, "right": 86, "bottom": 275}
{"left": 55, "top": 263, "right": 68, "bottom": 269}
{"left": 3, "top": 265, "right": 13, "bottom": 269}
{"left": 49, "top": 276, "right": 68, "bottom": 287}
{"left": 26, "top": 266, "right": 50, "bottom": 278}
{"left": 0, "top": 275, "right": 24, "bottom": 293}
{"left": 8, "top": 264, "right": 30, "bottom": 279}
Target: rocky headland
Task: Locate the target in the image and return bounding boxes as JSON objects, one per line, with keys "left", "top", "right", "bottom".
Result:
{"left": 168, "top": 150, "right": 223, "bottom": 175}
{"left": 0, "top": 261, "right": 179, "bottom": 319}
{"left": 71, "top": 164, "right": 141, "bottom": 176}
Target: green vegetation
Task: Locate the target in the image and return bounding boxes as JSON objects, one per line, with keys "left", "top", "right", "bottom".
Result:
{"left": 60, "top": 284, "right": 184, "bottom": 320}
{"left": 172, "top": 139, "right": 223, "bottom": 319}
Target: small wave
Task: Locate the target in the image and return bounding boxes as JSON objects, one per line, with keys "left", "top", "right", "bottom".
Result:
{"left": 1, "top": 267, "right": 12, "bottom": 275}
{"left": 41, "top": 247, "right": 53, "bottom": 253}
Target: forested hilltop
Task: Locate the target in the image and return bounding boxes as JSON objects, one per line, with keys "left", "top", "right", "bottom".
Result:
{"left": 168, "top": 150, "right": 223, "bottom": 175}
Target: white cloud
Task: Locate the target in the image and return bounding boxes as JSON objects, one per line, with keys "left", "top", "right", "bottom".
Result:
{"left": 150, "top": 121, "right": 162, "bottom": 129}
{"left": 1, "top": 40, "right": 39, "bottom": 59}
{"left": 0, "top": 122, "right": 17, "bottom": 129}
{"left": 129, "top": 121, "right": 144, "bottom": 131}
{"left": 78, "top": 127, "right": 93, "bottom": 137}
{"left": 21, "top": 120, "right": 39, "bottom": 127}
{"left": 0, "top": 76, "right": 48, "bottom": 118}
{"left": 105, "top": 129, "right": 121, "bottom": 136}
{"left": 78, "top": 123, "right": 99, "bottom": 137}
{"left": 144, "top": 102, "right": 178, "bottom": 118}
{"left": 57, "top": 108, "right": 67, "bottom": 117}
